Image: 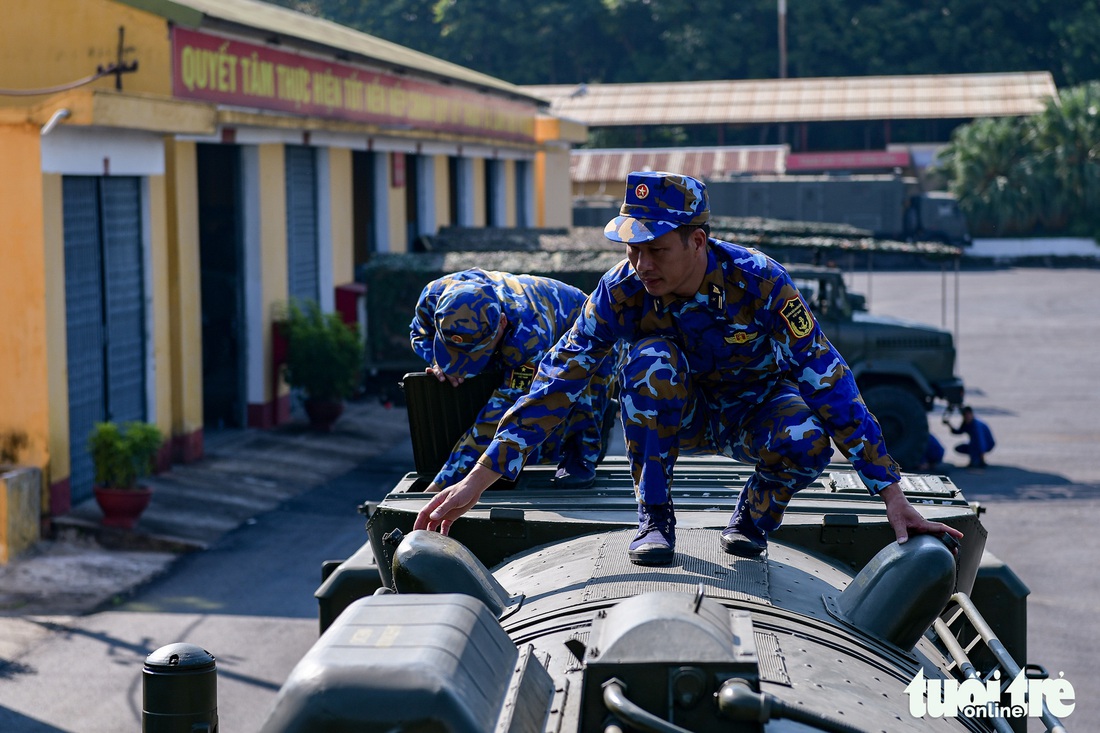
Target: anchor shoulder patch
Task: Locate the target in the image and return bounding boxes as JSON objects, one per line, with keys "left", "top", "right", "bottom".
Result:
{"left": 780, "top": 297, "right": 815, "bottom": 339}
{"left": 509, "top": 362, "right": 537, "bottom": 392}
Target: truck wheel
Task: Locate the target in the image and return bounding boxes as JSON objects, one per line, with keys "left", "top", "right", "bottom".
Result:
{"left": 862, "top": 385, "right": 928, "bottom": 471}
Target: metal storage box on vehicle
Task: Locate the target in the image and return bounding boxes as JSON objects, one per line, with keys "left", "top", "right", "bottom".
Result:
{"left": 261, "top": 593, "right": 552, "bottom": 733}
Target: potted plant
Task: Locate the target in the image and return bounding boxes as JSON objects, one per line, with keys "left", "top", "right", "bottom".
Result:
{"left": 88, "top": 420, "right": 163, "bottom": 529}
{"left": 280, "top": 299, "right": 364, "bottom": 431}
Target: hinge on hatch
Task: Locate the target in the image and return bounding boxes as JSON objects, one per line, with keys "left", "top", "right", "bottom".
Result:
{"left": 820, "top": 513, "right": 859, "bottom": 544}
{"left": 489, "top": 506, "right": 526, "bottom": 538}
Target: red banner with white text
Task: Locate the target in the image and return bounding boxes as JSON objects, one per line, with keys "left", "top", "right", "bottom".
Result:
{"left": 171, "top": 27, "right": 537, "bottom": 143}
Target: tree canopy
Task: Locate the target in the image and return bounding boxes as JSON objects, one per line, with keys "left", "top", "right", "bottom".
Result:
{"left": 268, "top": 0, "right": 1099, "bottom": 88}
{"left": 938, "top": 82, "right": 1100, "bottom": 238}
{"left": 267, "top": 0, "right": 1100, "bottom": 237}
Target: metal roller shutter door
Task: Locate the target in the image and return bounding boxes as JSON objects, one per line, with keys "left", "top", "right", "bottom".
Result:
{"left": 62, "top": 176, "right": 145, "bottom": 502}
{"left": 286, "top": 146, "right": 319, "bottom": 304}
{"left": 63, "top": 178, "right": 107, "bottom": 501}
{"left": 101, "top": 177, "right": 146, "bottom": 425}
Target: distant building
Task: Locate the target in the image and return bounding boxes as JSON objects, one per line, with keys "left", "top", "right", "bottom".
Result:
{"left": 526, "top": 72, "right": 1057, "bottom": 198}
{"left": 525, "top": 72, "right": 1057, "bottom": 152}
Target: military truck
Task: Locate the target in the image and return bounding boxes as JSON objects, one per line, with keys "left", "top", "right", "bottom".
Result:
{"left": 706, "top": 174, "right": 971, "bottom": 245}
{"left": 145, "top": 372, "right": 1069, "bottom": 733}
{"left": 786, "top": 264, "right": 964, "bottom": 470}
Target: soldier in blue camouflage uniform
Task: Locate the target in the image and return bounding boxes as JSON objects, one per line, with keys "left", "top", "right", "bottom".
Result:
{"left": 410, "top": 269, "right": 614, "bottom": 493}
{"left": 415, "top": 172, "right": 962, "bottom": 566}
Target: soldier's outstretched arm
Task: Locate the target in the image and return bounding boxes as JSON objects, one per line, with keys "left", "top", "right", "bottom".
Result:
{"left": 414, "top": 463, "right": 502, "bottom": 535}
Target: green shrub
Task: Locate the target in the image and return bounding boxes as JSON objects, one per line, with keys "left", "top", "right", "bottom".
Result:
{"left": 281, "top": 299, "right": 364, "bottom": 401}
{"left": 88, "top": 421, "right": 164, "bottom": 490}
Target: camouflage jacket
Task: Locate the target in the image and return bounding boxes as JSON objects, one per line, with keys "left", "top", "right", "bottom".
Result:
{"left": 480, "top": 241, "right": 902, "bottom": 493}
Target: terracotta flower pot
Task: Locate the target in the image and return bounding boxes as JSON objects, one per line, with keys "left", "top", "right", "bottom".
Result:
{"left": 93, "top": 485, "right": 153, "bottom": 529}
{"left": 304, "top": 398, "right": 345, "bottom": 432}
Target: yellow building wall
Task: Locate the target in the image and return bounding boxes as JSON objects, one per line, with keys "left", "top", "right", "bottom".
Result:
{"left": 534, "top": 154, "right": 547, "bottom": 227}
{"left": 42, "top": 174, "right": 68, "bottom": 498}
{"left": 0, "top": 125, "right": 50, "bottom": 485}
{"left": 471, "top": 158, "right": 486, "bottom": 227}
{"left": 328, "top": 148, "right": 354, "bottom": 285}
{"left": 504, "top": 160, "right": 516, "bottom": 227}
{"left": 433, "top": 155, "right": 450, "bottom": 231}
{"left": 259, "top": 144, "right": 289, "bottom": 401}
{"left": 147, "top": 175, "right": 172, "bottom": 439}
{"left": 539, "top": 147, "right": 575, "bottom": 228}
{"left": 387, "top": 153, "right": 408, "bottom": 253}
{"left": 0, "top": 0, "right": 174, "bottom": 106}
{"left": 534, "top": 116, "right": 587, "bottom": 228}
{"left": 164, "top": 139, "right": 204, "bottom": 441}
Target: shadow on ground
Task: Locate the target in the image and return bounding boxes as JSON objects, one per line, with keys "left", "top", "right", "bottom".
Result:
{"left": 942, "top": 463, "right": 1100, "bottom": 501}
{"left": 0, "top": 705, "right": 66, "bottom": 731}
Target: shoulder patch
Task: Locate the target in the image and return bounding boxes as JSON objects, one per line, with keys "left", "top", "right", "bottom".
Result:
{"left": 509, "top": 362, "right": 537, "bottom": 392}
{"left": 780, "top": 297, "right": 815, "bottom": 339}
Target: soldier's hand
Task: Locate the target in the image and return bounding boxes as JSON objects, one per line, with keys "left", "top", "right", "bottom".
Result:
{"left": 426, "top": 365, "right": 464, "bottom": 387}
{"left": 413, "top": 465, "right": 501, "bottom": 534}
{"left": 879, "top": 483, "right": 964, "bottom": 545}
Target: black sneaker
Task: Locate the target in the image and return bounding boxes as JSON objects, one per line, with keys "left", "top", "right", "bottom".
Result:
{"left": 552, "top": 456, "right": 596, "bottom": 489}
{"left": 629, "top": 501, "right": 676, "bottom": 566}
{"left": 720, "top": 499, "right": 767, "bottom": 557}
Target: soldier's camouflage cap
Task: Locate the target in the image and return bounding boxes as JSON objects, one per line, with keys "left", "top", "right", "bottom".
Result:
{"left": 604, "top": 170, "right": 710, "bottom": 244}
{"left": 433, "top": 281, "right": 502, "bottom": 378}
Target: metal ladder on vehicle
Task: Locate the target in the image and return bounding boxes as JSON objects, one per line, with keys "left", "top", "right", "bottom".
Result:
{"left": 933, "top": 592, "right": 1069, "bottom": 733}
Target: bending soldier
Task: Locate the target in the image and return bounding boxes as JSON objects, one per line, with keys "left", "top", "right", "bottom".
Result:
{"left": 410, "top": 269, "right": 615, "bottom": 492}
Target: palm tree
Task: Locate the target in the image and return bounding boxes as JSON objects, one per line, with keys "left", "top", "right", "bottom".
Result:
{"left": 1029, "top": 82, "right": 1100, "bottom": 235}
{"left": 939, "top": 82, "right": 1100, "bottom": 238}
{"left": 938, "top": 116, "right": 1040, "bottom": 237}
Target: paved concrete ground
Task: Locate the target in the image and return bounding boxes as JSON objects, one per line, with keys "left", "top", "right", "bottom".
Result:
{"left": 0, "top": 397, "right": 413, "bottom": 660}
{"left": 867, "top": 265, "right": 1100, "bottom": 732}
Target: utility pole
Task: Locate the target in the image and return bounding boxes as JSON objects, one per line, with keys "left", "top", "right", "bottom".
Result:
{"left": 778, "top": 0, "right": 788, "bottom": 79}
{"left": 777, "top": 0, "right": 789, "bottom": 145}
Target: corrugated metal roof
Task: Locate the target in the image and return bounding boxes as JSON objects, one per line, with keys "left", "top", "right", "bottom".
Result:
{"left": 572, "top": 146, "right": 787, "bottom": 183}
{"left": 524, "top": 72, "right": 1057, "bottom": 126}
{"left": 119, "top": 0, "right": 545, "bottom": 104}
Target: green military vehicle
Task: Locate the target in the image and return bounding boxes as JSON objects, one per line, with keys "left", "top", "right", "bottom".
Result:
{"left": 145, "top": 372, "right": 1068, "bottom": 733}
{"left": 153, "top": 374, "right": 1059, "bottom": 733}
{"left": 786, "top": 265, "right": 964, "bottom": 469}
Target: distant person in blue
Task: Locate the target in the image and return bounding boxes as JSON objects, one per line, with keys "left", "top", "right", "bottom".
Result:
{"left": 414, "top": 171, "right": 963, "bottom": 566}
{"left": 944, "top": 406, "right": 995, "bottom": 469}
{"left": 917, "top": 433, "right": 946, "bottom": 472}
{"left": 410, "top": 269, "right": 615, "bottom": 492}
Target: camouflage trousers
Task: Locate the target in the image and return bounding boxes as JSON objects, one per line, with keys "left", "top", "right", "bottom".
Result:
{"left": 618, "top": 337, "right": 833, "bottom": 531}
{"left": 528, "top": 355, "right": 616, "bottom": 468}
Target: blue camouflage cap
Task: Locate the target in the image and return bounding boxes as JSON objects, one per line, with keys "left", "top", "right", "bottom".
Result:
{"left": 604, "top": 170, "right": 710, "bottom": 244}
{"left": 432, "top": 281, "right": 503, "bottom": 378}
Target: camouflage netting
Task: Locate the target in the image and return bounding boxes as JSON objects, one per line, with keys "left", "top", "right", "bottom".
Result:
{"left": 360, "top": 246, "right": 626, "bottom": 371}
{"left": 421, "top": 221, "right": 962, "bottom": 257}
{"left": 361, "top": 221, "right": 961, "bottom": 371}
{"left": 419, "top": 226, "right": 612, "bottom": 252}
{"left": 709, "top": 217, "right": 963, "bottom": 259}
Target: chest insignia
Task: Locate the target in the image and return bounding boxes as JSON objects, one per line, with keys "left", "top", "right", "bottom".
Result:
{"left": 708, "top": 283, "right": 726, "bottom": 311}
{"left": 724, "top": 331, "right": 757, "bottom": 344}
